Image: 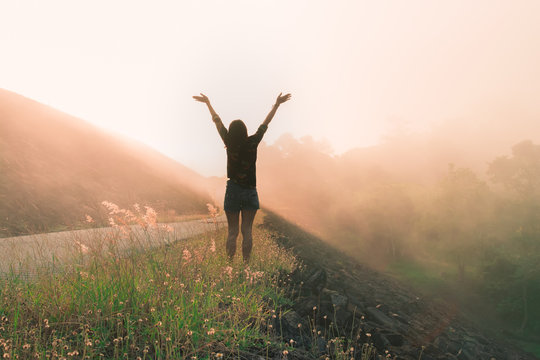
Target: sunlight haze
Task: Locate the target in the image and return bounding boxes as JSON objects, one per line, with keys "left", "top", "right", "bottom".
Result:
{"left": 1, "top": 0, "right": 540, "bottom": 175}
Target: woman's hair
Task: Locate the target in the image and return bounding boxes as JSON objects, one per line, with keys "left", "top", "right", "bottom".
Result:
{"left": 227, "top": 120, "right": 248, "bottom": 149}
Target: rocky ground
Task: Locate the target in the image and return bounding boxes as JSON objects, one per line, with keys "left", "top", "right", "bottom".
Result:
{"left": 261, "top": 211, "right": 538, "bottom": 360}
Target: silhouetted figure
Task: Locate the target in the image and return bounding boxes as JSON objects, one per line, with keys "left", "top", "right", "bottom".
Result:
{"left": 194, "top": 92, "right": 291, "bottom": 262}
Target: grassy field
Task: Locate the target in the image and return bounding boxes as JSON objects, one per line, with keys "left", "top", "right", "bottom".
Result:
{"left": 0, "top": 204, "right": 302, "bottom": 359}
{"left": 0, "top": 204, "right": 374, "bottom": 360}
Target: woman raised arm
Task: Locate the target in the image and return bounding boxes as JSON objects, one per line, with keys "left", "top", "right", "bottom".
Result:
{"left": 262, "top": 92, "right": 292, "bottom": 126}
{"left": 193, "top": 93, "right": 227, "bottom": 144}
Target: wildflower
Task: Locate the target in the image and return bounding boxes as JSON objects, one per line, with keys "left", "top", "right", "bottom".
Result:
{"left": 155, "top": 321, "right": 162, "bottom": 327}
{"left": 366, "top": 333, "right": 372, "bottom": 337}
{"left": 143, "top": 206, "right": 158, "bottom": 228}
{"left": 23, "top": 344, "right": 31, "bottom": 350}
{"left": 215, "top": 354, "right": 223, "bottom": 359}
{"left": 282, "top": 350, "right": 289, "bottom": 356}
{"left": 313, "top": 306, "right": 317, "bottom": 311}
{"left": 183, "top": 249, "right": 192, "bottom": 262}
{"left": 187, "top": 330, "right": 193, "bottom": 336}
{"left": 223, "top": 266, "right": 233, "bottom": 280}
{"left": 297, "top": 323, "right": 302, "bottom": 328}
{"left": 85, "top": 215, "right": 94, "bottom": 223}
{"left": 206, "top": 203, "right": 218, "bottom": 217}
{"left": 207, "top": 328, "right": 215, "bottom": 335}
{"left": 210, "top": 239, "right": 216, "bottom": 253}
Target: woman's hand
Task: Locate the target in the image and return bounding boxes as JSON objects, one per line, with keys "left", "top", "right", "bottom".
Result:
{"left": 193, "top": 93, "right": 210, "bottom": 104}
{"left": 275, "top": 92, "right": 292, "bottom": 105}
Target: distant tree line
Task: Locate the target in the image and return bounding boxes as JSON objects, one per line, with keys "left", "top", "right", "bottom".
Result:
{"left": 259, "top": 138, "right": 540, "bottom": 335}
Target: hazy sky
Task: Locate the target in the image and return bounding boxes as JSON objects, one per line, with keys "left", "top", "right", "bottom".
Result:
{"left": 2, "top": 0, "right": 540, "bottom": 176}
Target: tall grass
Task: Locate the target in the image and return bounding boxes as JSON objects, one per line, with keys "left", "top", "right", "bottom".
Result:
{"left": 0, "top": 203, "right": 298, "bottom": 359}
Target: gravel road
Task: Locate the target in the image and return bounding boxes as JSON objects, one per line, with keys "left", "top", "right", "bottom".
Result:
{"left": 0, "top": 215, "right": 226, "bottom": 277}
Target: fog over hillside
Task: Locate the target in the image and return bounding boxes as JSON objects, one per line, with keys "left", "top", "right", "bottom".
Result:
{"left": 0, "top": 89, "right": 211, "bottom": 236}
{"left": 256, "top": 107, "right": 540, "bottom": 258}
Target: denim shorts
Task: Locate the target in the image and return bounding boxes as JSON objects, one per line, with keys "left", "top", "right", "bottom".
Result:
{"left": 224, "top": 180, "right": 260, "bottom": 211}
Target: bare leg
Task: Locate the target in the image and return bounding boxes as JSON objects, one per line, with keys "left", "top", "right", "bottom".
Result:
{"left": 240, "top": 209, "right": 257, "bottom": 262}
{"left": 225, "top": 211, "right": 240, "bottom": 260}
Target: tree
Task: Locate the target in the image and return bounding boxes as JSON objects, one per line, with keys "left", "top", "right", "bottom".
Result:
{"left": 430, "top": 164, "right": 491, "bottom": 282}
{"left": 487, "top": 140, "right": 540, "bottom": 333}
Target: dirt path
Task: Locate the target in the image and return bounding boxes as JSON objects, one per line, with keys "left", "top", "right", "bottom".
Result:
{"left": 0, "top": 215, "right": 226, "bottom": 277}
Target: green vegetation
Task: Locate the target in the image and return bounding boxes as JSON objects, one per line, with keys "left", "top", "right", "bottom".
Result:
{"left": 0, "top": 204, "right": 374, "bottom": 359}
{"left": 258, "top": 138, "right": 540, "bottom": 354}
{"left": 0, "top": 204, "right": 298, "bottom": 359}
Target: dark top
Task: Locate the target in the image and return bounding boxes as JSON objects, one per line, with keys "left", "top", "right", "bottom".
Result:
{"left": 213, "top": 116, "right": 267, "bottom": 189}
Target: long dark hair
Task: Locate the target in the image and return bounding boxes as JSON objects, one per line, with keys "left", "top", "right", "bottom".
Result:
{"left": 227, "top": 120, "right": 248, "bottom": 150}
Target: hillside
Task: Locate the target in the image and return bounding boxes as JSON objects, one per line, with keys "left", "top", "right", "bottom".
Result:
{"left": 262, "top": 210, "right": 538, "bottom": 360}
{"left": 0, "top": 89, "right": 211, "bottom": 237}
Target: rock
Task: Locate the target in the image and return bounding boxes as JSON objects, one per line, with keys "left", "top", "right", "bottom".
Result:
{"left": 320, "top": 288, "right": 349, "bottom": 308}
{"left": 446, "top": 341, "right": 462, "bottom": 355}
{"left": 293, "top": 297, "right": 318, "bottom": 317}
{"left": 304, "top": 268, "right": 326, "bottom": 293}
{"left": 456, "top": 348, "right": 475, "bottom": 360}
{"left": 366, "top": 307, "right": 398, "bottom": 330}
{"left": 320, "top": 288, "right": 349, "bottom": 311}
{"left": 433, "top": 337, "right": 448, "bottom": 352}
{"left": 372, "top": 332, "right": 391, "bottom": 350}
{"left": 331, "top": 292, "right": 348, "bottom": 308}
{"left": 443, "top": 353, "right": 459, "bottom": 359}
{"left": 384, "top": 333, "right": 404, "bottom": 346}
{"left": 281, "top": 310, "right": 306, "bottom": 341}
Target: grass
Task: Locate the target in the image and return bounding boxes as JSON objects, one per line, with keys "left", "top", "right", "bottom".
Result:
{"left": 0, "top": 203, "right": 300, "bottom": 359}
{"left": 0, "top": 203, "right": 379, "bottom": 360}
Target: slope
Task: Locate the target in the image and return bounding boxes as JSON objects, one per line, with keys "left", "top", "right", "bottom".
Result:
{"left": 261, "top": 210, "right": 538, "bottom": 360}
{"left": 0, "top": 89, "right": 211, "bottom": 237}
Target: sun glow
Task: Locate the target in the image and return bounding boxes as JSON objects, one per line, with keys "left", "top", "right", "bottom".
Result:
{"left": 2, "top": 0, "right": 540, "bottom": 175}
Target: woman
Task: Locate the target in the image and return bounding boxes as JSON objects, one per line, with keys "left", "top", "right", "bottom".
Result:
{"left": 193, "top": 92, "right": 291, "bottom": 262}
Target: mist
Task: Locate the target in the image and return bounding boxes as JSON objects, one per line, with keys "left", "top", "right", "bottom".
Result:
{"left": 249, "top": 110, "right": 540, "bottom": 334}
